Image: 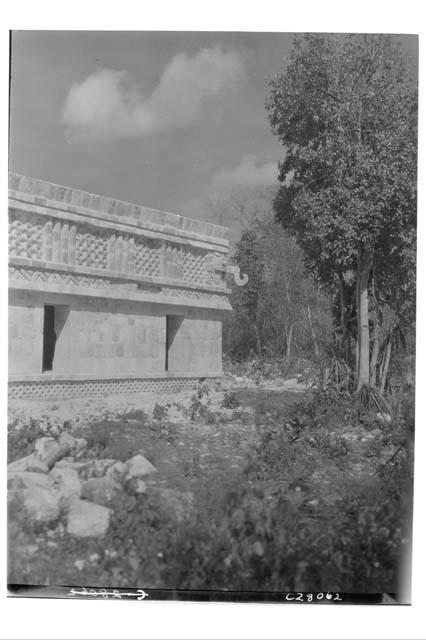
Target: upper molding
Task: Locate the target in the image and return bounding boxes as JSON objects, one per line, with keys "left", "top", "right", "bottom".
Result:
{"left": 9, "top": 172, "right": 229, "bottom": 248}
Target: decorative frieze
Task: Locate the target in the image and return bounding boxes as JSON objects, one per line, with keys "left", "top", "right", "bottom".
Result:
{"left": 9, "top": 266, "right": 232, "bottom": 311}
{"left": 8, "top": 376, "right": 203, "bottom": 399}
{"left": 9, "top": 208, "right": 229, "bottom": 289}
{"left": 160, "top": 287, "right": 230, "bottom": 309}
{"left": 9, "top": 266, "right": 112, "bottom": 289}
{"left": 76, "top": 227, "right": 109, "bottom": 270}
{"left": 9, "top": 213, "right": 44, "bottom": 261}
{"left": 132, "top": 237, "right": 161, "bottom": 277}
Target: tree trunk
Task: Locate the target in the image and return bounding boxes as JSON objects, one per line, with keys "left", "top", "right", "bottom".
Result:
{"left": 380, "top": 337, "right": 392, "bottom": 395}
{"left": 370, "top": 311, "right": 380, "bottom": 386}
{"left": 286, "top": 322, "right": 295, "bottom": 359}
{"left": 356, "top": 249, "right": 373, "bottom": 391}
{"left": 338, "top": 273, "right": 350, "bottom": 363}
{"left": 306, "top": 304, "right": 320, "bottom": 358}
{"left": 254, "top": 323, "right": 262, "bottom": 355}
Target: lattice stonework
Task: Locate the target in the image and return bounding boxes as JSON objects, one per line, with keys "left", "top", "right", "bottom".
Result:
{"left": 9, "top": 213, "right": 44, "bottom": 260}
{"left": 9, "top": 266, "right": 112, "bottom": 289}
{"left": 182, "top": 246, "right": 206, "bottom": 284}
{"left": 8, "top": 377, "right": 203, "bottom": 399}
{"left": 181, "top": 247, "right": 225, "bottom": 287}
{"left": 132, "top": 238, "right": 161, "bottom": 277}
{"left": 76, "top": 228, "right": 108, "bottom": 270}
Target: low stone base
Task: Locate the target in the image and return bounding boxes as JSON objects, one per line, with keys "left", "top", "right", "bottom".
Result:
{"left": 8, "top": 376, "right": 209, "bottom": 399}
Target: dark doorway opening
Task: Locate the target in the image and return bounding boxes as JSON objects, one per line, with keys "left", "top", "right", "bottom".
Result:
{"left": 165, "top": 315, "right": 183, "bottom": 371}
{"left": 42, "top": 305, "right": 56, "bottom": 372}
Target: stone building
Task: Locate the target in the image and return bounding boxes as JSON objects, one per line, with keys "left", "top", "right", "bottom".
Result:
{"left": 8, "top": 173, "right": 246, "bottom": 399}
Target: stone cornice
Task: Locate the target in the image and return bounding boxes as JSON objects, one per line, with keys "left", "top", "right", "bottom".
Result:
{"left": 9, "top": 197, "right": 228, "bottom": 254}
{"left": 9, "top": 172, "right": 229, "bottom": 248}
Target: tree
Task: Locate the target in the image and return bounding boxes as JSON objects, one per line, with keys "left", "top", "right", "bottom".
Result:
{"left": 226, "top": 212, "right": 333, "bottom": 361}
{"left": 266, "top": 34, "right": 417, "bottom": 390}
{"left": 233, "top": 226, "right": 265, "bottom": 355}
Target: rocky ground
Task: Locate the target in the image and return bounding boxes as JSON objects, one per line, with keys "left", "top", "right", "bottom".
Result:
{"left": 7, "top": 368, "right": 410, "bottom": 591}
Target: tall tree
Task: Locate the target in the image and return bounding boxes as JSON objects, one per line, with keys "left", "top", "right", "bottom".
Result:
{"left": 233, "top": 227, "right": 266, "bottom": 355}
{"left": 226, "top": 212, "right": 333, "bottom": 361}
{"left": 266, "top": 34, "right": 417, "bottom": 390}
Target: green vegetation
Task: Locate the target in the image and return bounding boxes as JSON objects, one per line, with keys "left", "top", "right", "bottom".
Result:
{"left": 266, "top": 33, "right": 416, "bottom": 391}
{"left": 8, "top": 380, "right": 413, "bottom": 595}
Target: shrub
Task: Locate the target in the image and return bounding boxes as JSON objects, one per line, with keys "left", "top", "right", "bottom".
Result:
{"left": 222, "top": 391, "right": 240, "bottom": 409}
{"left": 115, "top": 408, "right": 149, "bottom": 424}
{"left": 8, "top": 418, "right": 46, "bottom": 463}
{"left": 159, "top": 472, "right": 411, "bottom": 593}
{"left": 188, "top": 384, "right": 215, "bottom": 422}
{"left": 152, "top": 403, "right": 170, "bottom": 423}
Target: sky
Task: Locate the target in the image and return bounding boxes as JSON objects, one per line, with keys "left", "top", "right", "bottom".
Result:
{"left": 9, "top": 31, "right": 295, "bottom": 227}
{"left": 9, "top": 31, "right": 418, "bottom": 231}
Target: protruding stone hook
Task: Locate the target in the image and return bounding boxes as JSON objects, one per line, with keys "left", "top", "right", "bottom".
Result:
{"left": 226, "top": 265, "right": 249, "bottom": 286}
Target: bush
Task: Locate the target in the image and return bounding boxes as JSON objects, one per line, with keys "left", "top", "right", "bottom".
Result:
{"left": 7, "top": 417, "right": 63, "bottom": 463}
{"left": 8, "top": 383, "right": 413, "bottom": 596}
{"left": 8, "top": 419, "right": 42, "bottom": 463}
{"left": 188, "top": 384, "right": 215, "bottom": 422}
{"left": 152, "top": 403, "right": 170, "bottom": 423}
{"left": 160, "top": 473, "right": 411, "bottom": 593}
{"left": 222, "top": 391, "right": 240, "bottom": 409}
{"left": 115, "top": 408, "right": 149, "bottom": 424}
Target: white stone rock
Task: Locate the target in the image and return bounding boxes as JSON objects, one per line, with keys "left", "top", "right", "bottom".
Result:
{"left": 8, "top": 472, "right": 61, "bottom": 524}
{"left": 34, "top": 437, "right": 60, "bottom": 463}
{"left": 86, "top": 459, "right": 117, "bottom": 479}
{"left": 54, "top": 460, "right": 86, "bottom": 471}
{"left": 58, "top": 432, "right": 88, "bottom": 454}
{"left": 8, "top": 470, "right": 54, "bottom": 491}
{"left": 58, "top": 432, "right": 76, "bottom": 449}
{"left": 376, "top": 412, "right": 392, "bottom": 424}
{"left": 105, "top": 461, "right": 127, "bottom": 482}
{"left": 67, "top": 499, "right": 111, "bottom": 538}
{"left": 8, "top": 454, "right": 49, "bottom": 474}
{"left": 81, "top": 477, "right": 121, "bottom": 506}
{"left": 50, "top": 467, "right": 82, "bottom": 506}
{"left": 125, "top": 454, "right": 157, "bottom": 480}
{"left": 125, "top": 478, "right": 147, "bottom": 495}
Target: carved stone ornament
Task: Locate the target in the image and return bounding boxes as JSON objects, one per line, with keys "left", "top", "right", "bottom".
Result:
{"left": 226, "top": 265, "right": 249, "bottom": 286}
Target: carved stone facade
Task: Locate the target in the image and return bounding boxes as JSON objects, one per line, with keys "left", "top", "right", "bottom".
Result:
{"left": 8, "top": 173, "right": 245, "bottom": 399}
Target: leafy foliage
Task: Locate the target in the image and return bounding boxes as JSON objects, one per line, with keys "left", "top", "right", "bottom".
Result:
{"left": 266, "top": 34, "right": 417, "bottom": 384}
{"left": 221, "top": 391, "right": 240, "bottom": 409}
{"left": 188, "top": 383, "right": 216, "bottom": 422}
{"left": 225, "top": 214, "right": 334, "bottom": 360}
{"left": 8, "top": 386, "right": 413, "bottom": 595}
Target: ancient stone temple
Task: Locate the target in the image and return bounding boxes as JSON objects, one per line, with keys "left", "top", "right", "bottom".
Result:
{"left": 8, "top": 173, "right": 246, "bottom": 399}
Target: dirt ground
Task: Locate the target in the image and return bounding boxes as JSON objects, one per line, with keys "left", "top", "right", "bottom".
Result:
{"left": 8, "top": 380, "right": 407, "bottom": 591}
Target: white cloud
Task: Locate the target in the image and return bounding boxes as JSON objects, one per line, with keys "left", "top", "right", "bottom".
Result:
{"left": 210, "top": 154, "right": 278, "bottom": 189}
{"left": 62, "top": 46, "right": 245, "bottom": 141}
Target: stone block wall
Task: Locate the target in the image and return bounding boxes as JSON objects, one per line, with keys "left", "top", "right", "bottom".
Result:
{"left": 8, "top": 173, "right": 232, "bottom": 398}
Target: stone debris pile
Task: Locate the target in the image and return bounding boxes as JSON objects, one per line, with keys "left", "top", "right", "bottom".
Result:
{"left": 8, "top": 433, "right": 157, "bottom": 538}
